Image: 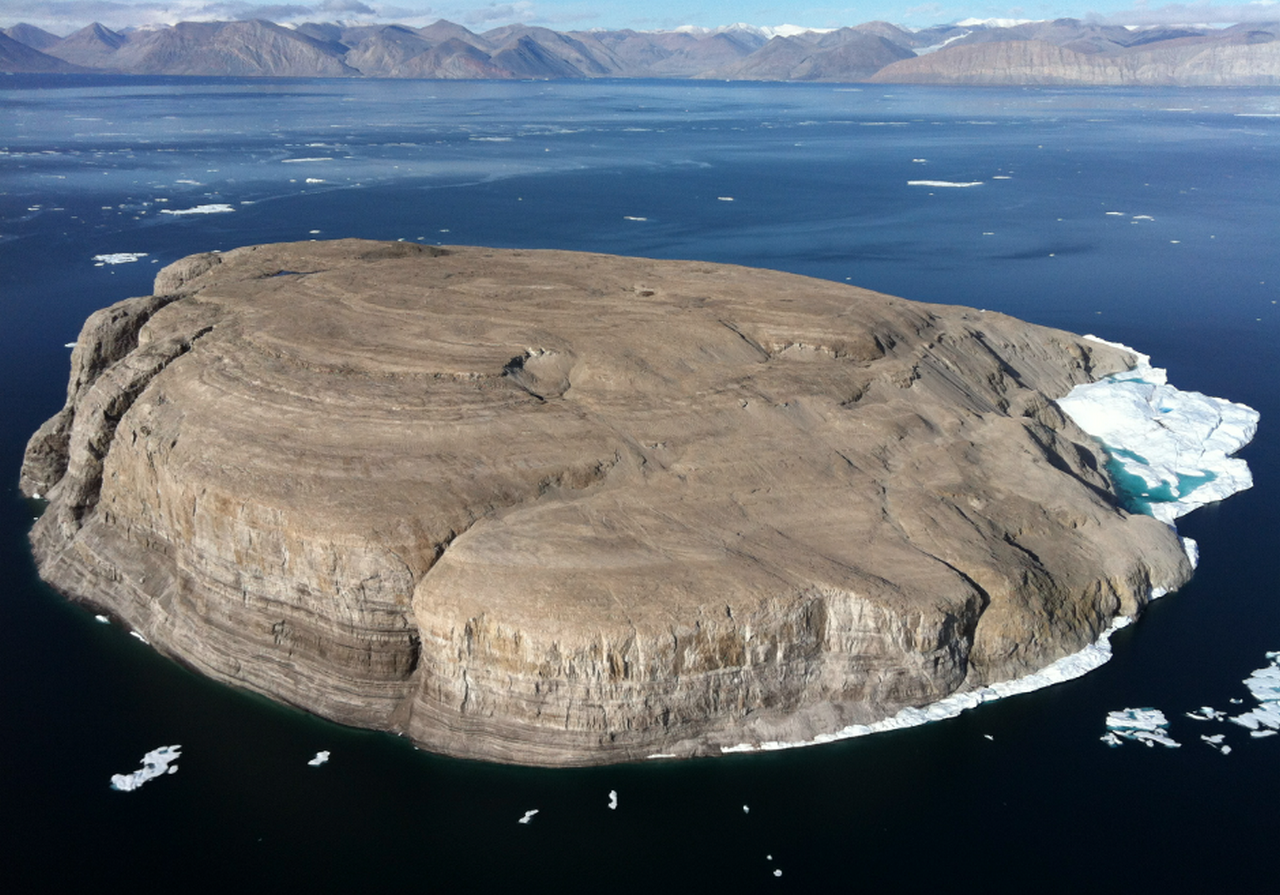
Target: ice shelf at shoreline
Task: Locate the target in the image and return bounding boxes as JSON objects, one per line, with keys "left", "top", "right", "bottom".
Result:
{"left": 714, "top": 338, "right": 1258, "bottom": 757}
{"left": 110, "top": 745, "right": 181, "bottom": 791}
{"left": 1057, "top": 337, "right": 1259, "bottom": 526}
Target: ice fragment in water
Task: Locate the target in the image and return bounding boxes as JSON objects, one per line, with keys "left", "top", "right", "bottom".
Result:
{"left": 111, "top": 745, "right": 181, "bottom": 791}
{"left": 607, "top": 790, "right": 618, "bottom": 810}
{"left": 1103, "top": 708, "right": 1179, "bottom": 748}
{"left": 518, "top": 809, "right": 539, "bottom": 824}
{"left": 307, "top": 750, "right": 330, "bottom": 766}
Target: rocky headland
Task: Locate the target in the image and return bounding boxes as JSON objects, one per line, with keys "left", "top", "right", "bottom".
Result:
{"left": 22, "top": 240, "right": 1192, "bottom": 766}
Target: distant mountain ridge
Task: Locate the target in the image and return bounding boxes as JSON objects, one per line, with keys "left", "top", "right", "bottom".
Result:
{"left": 3, "top": 17, "right": 1278, "bottom": 85}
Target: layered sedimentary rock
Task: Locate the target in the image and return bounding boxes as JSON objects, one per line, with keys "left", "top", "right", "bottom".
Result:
{"left": 22, "top": 240, "right": 1192, "bottom": 765}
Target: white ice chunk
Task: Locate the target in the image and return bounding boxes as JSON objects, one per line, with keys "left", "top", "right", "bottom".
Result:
{"left": 111, "top": 745, "right": 181, "bottom": 791}
{"left": 307, "top": 750, "right": 330, "bottom": 766}
{"left": 94, "top": 614, "right": 109, "bottom": 623}
{"left": 1104, "top": 708, "right": 1180, "bottom": 747}
{"left": 623, "top": 216, "right": 648, "bottom": 221}
{"left": 282, "top": 157, "right": 334, "bottom": 162}
{"left": 908, "top": 180, "right": 983, "bottom": 187}
{"left": 160, "top": 204, "right": 235, "bottom": 216}
{"left": 1057, "top": 338, "right": 1258, "bottom": 525}
{"left": 518, "top": 809, "right": 539, "bottom": 824}
{"left": 92, "top": 252, "right": 148, "bottom": 264}
{"left": 1200, "top": 733, "right": 1231, "bottom": 754}
{"left": 742, "top": 804, "right": 750, "bottom": 814}
{"left": 1229, "top": 655, "right": 1280, "bottom": 732}
{"left": 1185, "top": 706, "right": 1227, "bottom": 721}
{"left": 717, "top": 196, "right": 734, "bottom": 201}
{"left": 607, "top": 790, "right": 618, "bottom": 810}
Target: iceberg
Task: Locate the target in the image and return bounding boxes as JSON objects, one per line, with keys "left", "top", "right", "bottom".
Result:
{"left": 1102, "top": 708, "right": 1179, "bottom": 748}
{"left": 1056, "top": 338, "right": 1259, "bottom": 526}
{"left": 608, "top": 790, "right": 618, "bottom": 810}
{"left": 307, "top": 750, "right": 330, "bottom": 766}
{"left": 92, "top": 253, "right": 148, "bottom": 265}
{"left": 517, "top": 809, "right": 539, "bottom": 824}
{"left": 907, "top": 180, "right": 983, "bottom": 187}
{"left": 110, "top": 745, "right": 181, "bottom": 791}
{"left": 160, "top": 204, "right": 235, "bottom": 216}
{"left": 1228, "top": 654, "right": 1280, "bottom": 733}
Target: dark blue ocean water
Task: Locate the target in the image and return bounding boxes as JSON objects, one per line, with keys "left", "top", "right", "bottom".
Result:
{"left": 2, "top": 77, "right": 1278, "bottom": 892}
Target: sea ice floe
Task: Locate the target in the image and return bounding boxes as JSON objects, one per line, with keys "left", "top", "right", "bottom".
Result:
{"left": 1102, "top": 708, "right": 1179, "bottom": 748}
{"left": 1186, "top": 706, "right": 1228, "bottom": 721}
{"left": 607, "top": 790, "right": 618, "bottom": 810}
{"left": 307, "top": 750, "right": 330, "bottom": 766}
{"left": 623, "top": 216, "right": 648, "bottom": 221}
{"left": 111, "top": 745, "right": 181, "bottom": 791}
{"left": 1228, "top": 654, "right": 1280, "bottom": 733}
{"left": 518, "top": 809, "right": 539, "bottom": 824}
{"left": 92, "top": 252, "right": 148, "bottom": 265}
{"left": 160, "top": 204, "right": 235, "bottom": 216}
{"left": 1201, "top": 733, "right": 1231, "bottom": 754}
{"left": 907, "top": 180, "right": 983, "bottom": 187}
{"left": 1056, "top": 338, "right": 1259, "bottom": 526}
{"left": 282, "top": 156, "right": 334, "bottom": 162}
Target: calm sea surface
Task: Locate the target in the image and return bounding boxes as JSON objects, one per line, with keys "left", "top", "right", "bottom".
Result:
{"left": 2, "top": 77, "right": 1278, "bottom": 892}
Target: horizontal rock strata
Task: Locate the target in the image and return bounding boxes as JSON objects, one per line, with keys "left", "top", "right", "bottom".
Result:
{"left": 22, "top": 240, "right": 1192, "bottom": 765}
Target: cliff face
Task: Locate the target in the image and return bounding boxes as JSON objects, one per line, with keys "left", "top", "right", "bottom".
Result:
{"left": 22, "top": 240, "right": 1191, "bottom": 765}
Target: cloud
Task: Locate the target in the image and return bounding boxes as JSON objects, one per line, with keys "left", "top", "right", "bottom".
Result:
{"left": 1093, "top": 1, "right": 1280, "bottom": 25}
{"left": 460, "top": 2, "right": 535, "bottom": 27}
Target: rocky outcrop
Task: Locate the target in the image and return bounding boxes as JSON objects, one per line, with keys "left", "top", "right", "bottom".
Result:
{"left": 22, "top": 240, "right": 1192, "bottom": 765}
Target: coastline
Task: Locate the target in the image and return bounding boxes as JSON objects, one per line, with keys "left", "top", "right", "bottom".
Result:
{"left": 709, "top": 340, "right": 1259, "bottom": 757}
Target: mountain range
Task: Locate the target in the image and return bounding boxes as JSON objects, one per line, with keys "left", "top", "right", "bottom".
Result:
{"left": 3, "top": 17, "right": 1279, "bottom": 85}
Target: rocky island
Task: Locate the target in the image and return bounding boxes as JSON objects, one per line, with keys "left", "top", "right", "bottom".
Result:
{"left": 22, "top": 240, "right": 1195, "bottom": 766}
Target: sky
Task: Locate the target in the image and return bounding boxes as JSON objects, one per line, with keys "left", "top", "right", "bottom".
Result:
{"left": 1, "top": 0, "right": 1278, "bottom": 37}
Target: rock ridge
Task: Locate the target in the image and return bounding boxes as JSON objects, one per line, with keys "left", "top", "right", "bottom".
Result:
{"left": 22, "top": 240, "right": 1192, "bottom": 765}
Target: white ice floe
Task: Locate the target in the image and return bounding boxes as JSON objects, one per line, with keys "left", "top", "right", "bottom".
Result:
{"left": 623, "top": 216, "right": 648, "bottom": 221}
{"left": 717, "top": 196, "right": 734, "bottom": 201}
{"left": 111, "top": 745, "right": 181, "bottom": 791}
{"left": 742, "top": 804, "right": 750, "bottom": 814}
{"left": 1132, "top": 214, "right": 1155, "bottom": 221}
{"left": 282, "top": 157, "right": 334, "bottom": 162}
{"left": 92, "top": 252, "right": 148, "bottom": 265}
{"left": 160, "top": 204, "right": 235, "bottom": 216}
{"left": 307, "top": 750, "right": 330, "bottom": 766}
{"left": 608, "top": 790, "right": 618, "bottom": 810}
{"left": 1186, "top": 706, "right": 1228, "bottom": 721}
{"left": 518, "top": 809, "right": 539, "bottom": 824}
{"left": 1201, "top": 734, "right": 1231, "bottom": 754}
{"left": 94, "top": 614, "right": 109, "bottom": 623}
{"left": 305, "top": 178, "right": 326, "bottom": 183}
{"left": 1229, "top": 654, "right": 1280, "bottom": 733}
{"left": 1056, "top": 337, "right": 1259, "bottom": 526}
{"left": 908, "top": 180, "right": 983, "bottom": 187}
{"left": 1103, "top": 708, "right": 1180, "bottom": 748}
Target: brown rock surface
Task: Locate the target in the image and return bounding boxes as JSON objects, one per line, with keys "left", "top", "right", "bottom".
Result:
{"left": 22, "top": 239, "right": 1191, "bottom": 765}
